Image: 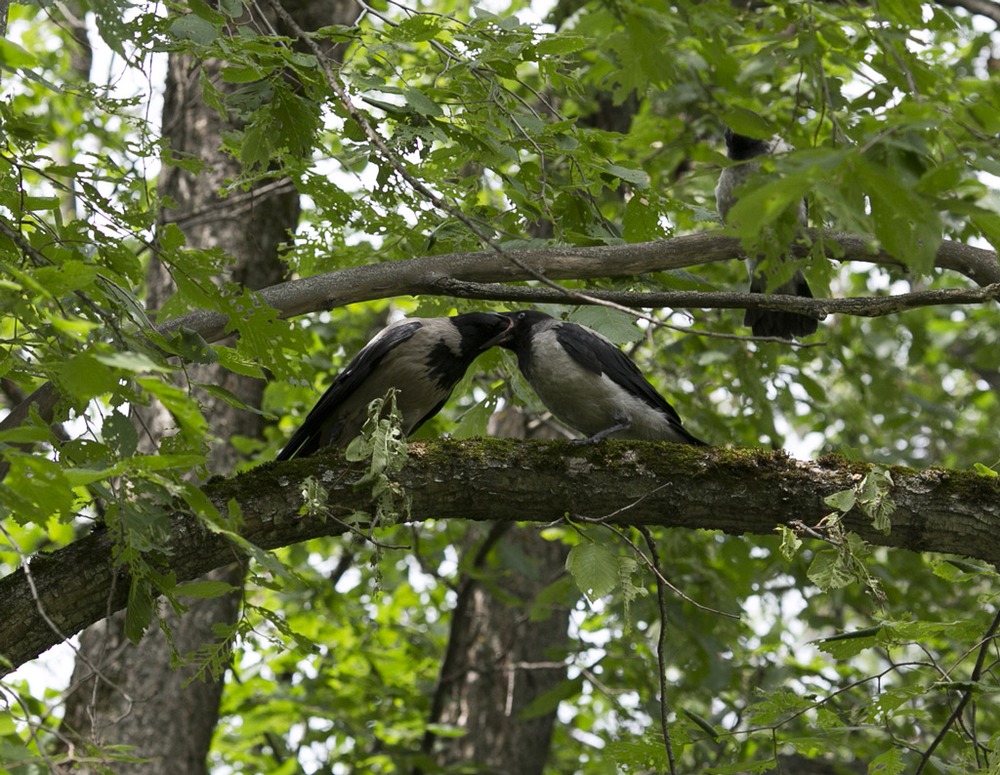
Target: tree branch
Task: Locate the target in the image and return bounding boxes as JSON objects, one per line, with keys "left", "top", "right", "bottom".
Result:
{"left": 934, "top": 0, "right": 1000, "bottom": 25}
{"left": 434, "top": 279, "right": 1000, "bottom": 319}
{"left": 158, "top": 230, "right": 999, "bottom": 343}
{"left": 1, "top": 230, "right": 997, "bottom": 454}
{"left": 2, "top": 440, "right": 998, "bottom": 674}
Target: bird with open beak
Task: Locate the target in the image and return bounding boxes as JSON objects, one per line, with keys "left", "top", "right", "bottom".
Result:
{"left": 276, "top": 312, "right": 513, "bottom": 459}
{"left": 497, "top": 310, "right": 707, "bottom": 446}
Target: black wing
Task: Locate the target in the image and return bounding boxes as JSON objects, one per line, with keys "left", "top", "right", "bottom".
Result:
{"left": 555, "top": 322, "right": 685, "bottom": 426}
{"left": 276, "top": 321, "right": 424, "bottom": 460}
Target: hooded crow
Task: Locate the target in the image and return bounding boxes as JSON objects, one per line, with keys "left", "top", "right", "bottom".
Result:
{"left": 715, "top": 129, "right": 818, "bottom": 339}
{"left": 498, "top": 310, "right": 707, "bottom": 446}
{"left": 276, "top": 312, "right": 513, "bottom": 459}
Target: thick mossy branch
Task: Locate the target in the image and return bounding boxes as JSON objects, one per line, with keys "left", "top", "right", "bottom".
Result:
{"left": 2, "top": 440, "right": 999, "bottom": 674}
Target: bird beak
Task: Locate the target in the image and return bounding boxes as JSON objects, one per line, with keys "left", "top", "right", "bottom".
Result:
{"left": 479, "top": 316, "right": 515, "bottom": 350}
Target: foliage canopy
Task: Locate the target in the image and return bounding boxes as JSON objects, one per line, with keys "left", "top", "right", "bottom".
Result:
{"left": 2, "top": 0, "right": 1000, "bottom": 772}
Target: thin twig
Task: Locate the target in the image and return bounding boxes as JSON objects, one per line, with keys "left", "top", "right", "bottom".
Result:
{"left": 260, "top": 0, "right": 701, "bottom": 333}
{"left": 914, "top": 605, "right": 1000, "bottom": 774}
{"left": 435, "top": 278, "right": 1000, "bottom": 319}
{"left": 640, "top": 527, "right": 677, "bottom": 775}
{"left": 578, "top": 519, "right": 739, "bottom": 619}
{"left": 0, "top": 521, "right": 136, "bottom": 723}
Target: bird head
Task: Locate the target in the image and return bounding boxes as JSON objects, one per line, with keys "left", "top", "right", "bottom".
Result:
{"left": 453, "top": 311, "right": 516, "bottom": 351}
{"left": 494, "top": 310, "right": 557, "bottom": 352}
{"left": 724, "top": 128, "right": 773, "bottom": 161}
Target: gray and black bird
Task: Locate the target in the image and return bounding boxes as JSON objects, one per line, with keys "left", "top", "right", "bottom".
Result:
{"left": 276, "top": 313, "right": 513, "bottom": 459}
{"left": 498, "top": 310, "right": 707, "bottom": 446}
{"left": 715, "top": 129, "right": 818, "bottom": 339}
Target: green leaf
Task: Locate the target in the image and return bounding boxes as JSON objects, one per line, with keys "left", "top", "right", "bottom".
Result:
{"left": 169, "top": 14, "right": 218, "bottom": 45}
{"left": 389, "top": 14, "right": 444, "bottom": 42}
{"left": 157, "top": 327, "right": 219, "bottom": 364}
{"left": 726, "top": 175, "right": 812, "bottom": 233}
{"left": 777, "top": 525, "right": 802, "bottom": 560}
{"left": 222, "top": 65, "right": 267, "bottom": 83}
{"left": 55, "top": 354, "right": 119, "bottom": 405}
{"left": 175, "top": 581, "right": 238, "bottom": 599}
{"left": 603, "top": 163, "right": 649, "bottom": 189}
{"left": 0, "top": 454, "right": 75, "bottom": 525}
{"left": 195, "top": 382, "right": 272, "bottom": 417}
{"left": 402, "top": 87, "right": 443, "bottom": 117}
{"left": 136, "top": 376, "right": 208, "bottom": 438}
{"left": 565, "top": 542, "right": 619, "bottom": 602}
{"left": 273, "top": 89, "right": 320, "bottom": 156}
{"left": 96, "top": 275, "right": 157, "bottom": 330}
{"left": 814, "top": 626, "right": 880, "bottom": 658}
{"left": 823, "top": 488, "right": 856, "bottom": 513}
{"left": 214, "top": 346, "right": 265, "bottom": 378}
{"left": 95, "top": 351, "right": 171, "bottom": 373}
{"left": 607, "top": 737, "right": 669, "bottom": 770}
{"left": 868, "top": 745, "right": 906, "bottom": 774}
{"left": 32, "top": 261, "right": 99, "bottom": 295}
{"left": 745, "top": 687, "right": 814, "bottom": 726}
{"left": 518, "top": 677, "right": 583, "bottom": 720}
{"left": 858, "top": 467, "right": 895, "bottom": 534}
{"left": 682, "top": 708, "right": 721, "bottom": 742}
{"left": 721, "top": 107, "right": 773, "bottom": 139}
{"left": 449, "top": 391, "right": 499, "bottom": 439}
{"left": 103, "top": 409, "right": 138, "bottom": 457}
{"left": 22, "top": 196, "right": 61, "bottom": 211}
{"left": 622, "top": 195, "right": 667, "bottom": 242}
{"left": 219, "top": 0, "right": 244, "bottom": 18}
{"left": 240, "top": 119, "right": 273, "bottom": 168}
{"left": 569, "top": 307, "right": 642, "bottom": 344}
{"left": 124, "top": 579, "right": 155, "bottom": 643}
{"left": 854, "top": 156, "right": 942, "bottom": 274}
{"left": 0, "top": 38, "right": 37, "bottom": 69}
{"left": 807, "top": 548, "right": 856, "bottom": 591}
{"left": 536, "top": 34, "right": 588, "bottom": 56}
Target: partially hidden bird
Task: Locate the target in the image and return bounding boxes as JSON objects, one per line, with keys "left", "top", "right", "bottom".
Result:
{"left": 715, "top": 128, "right": 818, "bottom": 339}
{"left": 497, "top": 310, "right": 707, "bottom": 446}
{"left": 276, "top": 312, "right": 513, "bottom": 460}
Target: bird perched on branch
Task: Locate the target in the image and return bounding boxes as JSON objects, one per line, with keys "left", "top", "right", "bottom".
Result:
{"left": 276, "top": 312, "right": 513, "bottom": 459}
{"left": 497, "top": 310, "right": 707, "bottom": 446}
{"left": 715, "top": 128, "right": 818, "bottom": 339}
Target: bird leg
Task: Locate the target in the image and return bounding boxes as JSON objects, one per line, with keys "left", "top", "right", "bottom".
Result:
{"left": 571, "top": 420, "right": 633, "bottom": 445}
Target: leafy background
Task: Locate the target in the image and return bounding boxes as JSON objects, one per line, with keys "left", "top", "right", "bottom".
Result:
{"left": 2, "top": 0, "right": 1000, "bottom": 772}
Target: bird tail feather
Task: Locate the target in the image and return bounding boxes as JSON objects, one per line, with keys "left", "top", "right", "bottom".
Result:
{"left": 744, "top": 270, "right": 818, "bottom": 339}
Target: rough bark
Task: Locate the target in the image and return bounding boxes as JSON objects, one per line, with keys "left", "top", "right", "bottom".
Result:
{"left": 56, "top": 3, "right": 357, "bottom": 771}
{"left": 418, "top": 414, "right": 571, "bottom": 774}
{"left": 424, "top": 525, "right": 571, "bottom": 775}
{"left": 154, "top": 231, "right": 1000, "bottom": 344}
{"left": 4, "top": 440, "right": 999, "bottom": 675}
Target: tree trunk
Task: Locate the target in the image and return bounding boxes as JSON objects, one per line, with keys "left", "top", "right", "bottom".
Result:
{"left": 58, "top": 3, "right": 356, "bottom": 771}
{"left": 423, "top": 525, "right": 571, "bottom": 775}
{"left": 419, "top": 413, "right": 572, "bottom": 774}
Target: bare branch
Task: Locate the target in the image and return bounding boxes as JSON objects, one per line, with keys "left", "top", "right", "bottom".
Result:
{"left": 934, "top": 0, "right": 1000, "bottom": 25}
{"left": 158, "top": 230, "right": 1000, "bottom": 343}
{"left": 435, "top": 279, "right": 1000, "bottom": 319}
{"left": 640, "top": 527, "right": 677, "bottom": 775}
{"left": 914, "top": 604, "right": 1000, "bottom": 774}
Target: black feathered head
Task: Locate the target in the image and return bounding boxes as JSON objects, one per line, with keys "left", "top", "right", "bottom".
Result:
{"left": 724, "top": 128, "right": 772, "bottom": 161}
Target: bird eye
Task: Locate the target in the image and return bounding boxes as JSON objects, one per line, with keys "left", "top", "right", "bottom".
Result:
{"left": 517, "top": 312, "right": 526, "bottom": 320}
